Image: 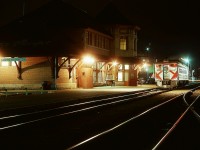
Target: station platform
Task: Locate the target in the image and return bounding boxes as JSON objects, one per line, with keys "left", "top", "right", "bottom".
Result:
{"left": 0, "top": 85, "right": 156, "bottom": 111}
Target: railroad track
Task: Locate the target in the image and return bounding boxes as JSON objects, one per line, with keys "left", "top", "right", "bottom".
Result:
{"left": 0, "top": 85, "right": 199, "bottom": 150}
{"left": 0, "top": 88, "right": 166, "bottom": 131}
{"left": 66, "top": 85, "right": 200, "bottom": 150}
{"left": 152, "top": 86, "right": 200, "bottom": 150}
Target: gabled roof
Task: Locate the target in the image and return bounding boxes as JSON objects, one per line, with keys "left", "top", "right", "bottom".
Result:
{"left": 1, "top": 0, "right": 93, "bottom": 34}
{"left": 95, "top": 2, "right": 134, "bottom": 25}
{"left": 0, "top": 0, "right": 140, "bottom": 58}
{"left": 0, "top": 0, "right": 94, "bottom": 56}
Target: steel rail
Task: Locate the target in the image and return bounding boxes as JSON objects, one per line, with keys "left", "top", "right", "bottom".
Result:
{"left": 0, "top": 88, "right": 159, "bottom": 120}
{"left": 183, "top": 87, "right": 200, "bottom": 122}
{"left": 152, "top": 86, "right": 200, "bottom": 150}
{"left": 0, "top": 89, "right": 165, "bottom": 131}
{"left": 152, "top": 95, "right": 200, "bottom": 150}
{"left": 66, "top": 94, "right": 183, "bottom": 150}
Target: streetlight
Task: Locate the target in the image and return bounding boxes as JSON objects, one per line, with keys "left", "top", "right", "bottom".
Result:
{"left": 181, "top": 57, "right": 189, "bottom": 64}
{"left": 145, "top": 42, "right": 151, "bottom": 57}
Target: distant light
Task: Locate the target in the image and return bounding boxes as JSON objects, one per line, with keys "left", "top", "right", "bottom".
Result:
{"left": 185, "top": 58, "right": 189, "bottom": 63}
{"left": 181, "top": 57, "right": 190, "bottom": 63}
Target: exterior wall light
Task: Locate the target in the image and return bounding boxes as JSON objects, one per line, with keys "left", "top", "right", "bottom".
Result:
{"left": 82, "top": 55, "right": 95, "bottom": 64}
{"left": 112, "top": 61, "right": 118, "bottom": 66}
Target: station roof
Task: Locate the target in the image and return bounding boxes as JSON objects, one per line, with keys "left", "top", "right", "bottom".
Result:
{"left": 95, "top": 2, "right": 133, "bottom": 26}
{"left": 0, "top": 0, "right": 95, "bottom": 57}
{"left": 0, "top": 0, "right": 139, "bottom": 60}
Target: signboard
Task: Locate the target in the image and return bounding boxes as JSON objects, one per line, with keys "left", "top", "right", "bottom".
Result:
{"left": 178, "top": 64, "right": 189, "bottom": 80}
{"left": 1, "top": 57, "right": 26, "bottom": 62}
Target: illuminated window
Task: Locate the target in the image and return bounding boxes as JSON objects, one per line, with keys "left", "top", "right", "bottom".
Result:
{"left": 125, "top": 65, "right": 129, "bottom": 70}
{"left": 1, "top": 61, "right": 9, "bottom": 66}
{"left": 125, "top": 72, "right": 129, "bottom": 81}
{"left": 93, "top": 72, "right": 97, "bottom": 83}
{"left": 1, "top": 57, "right": 11, "bottom": 66}
{"left": 118, "top": 71, "right": 123, "bottom": 81}
{"left": 97, "top": 72, "right": 102, "bottom": 83}
{"left": 120, "top": 36, "right": 127, "bottom": 50}
{"left": 1, "top": 57, "right": 20, "bottom": 66}
{"left": 12, "top": 61, "right": 18, "bottom": 66}
{"left": 118, "top": 64, "right": 123, "bottom": 70}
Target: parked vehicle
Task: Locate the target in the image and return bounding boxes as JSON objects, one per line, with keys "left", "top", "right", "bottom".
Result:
{"left": 154, "top": 61, "right": 189, "bottom": 88}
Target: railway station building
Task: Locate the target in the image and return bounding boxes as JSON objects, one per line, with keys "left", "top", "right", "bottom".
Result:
{"left": 0, "top": 0, "right": 142, "bottom": 89}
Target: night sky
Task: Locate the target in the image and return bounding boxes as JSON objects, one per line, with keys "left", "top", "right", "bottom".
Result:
{"left": 0, "top": 0, "right": 199, "bottom": 68}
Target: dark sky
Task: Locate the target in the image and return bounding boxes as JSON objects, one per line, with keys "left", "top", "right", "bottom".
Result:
{"left": 0, "top": 0, "right": 199, "bottom": 68}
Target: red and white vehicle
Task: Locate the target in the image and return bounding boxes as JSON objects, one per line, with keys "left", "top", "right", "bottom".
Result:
{"left": 154, "top": 61, "right": 189, "bottom": 88}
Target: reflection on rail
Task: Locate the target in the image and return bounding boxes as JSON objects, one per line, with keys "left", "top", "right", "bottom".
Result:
{"left": 152, "top": 86, "right": 200, "bottom": 150}
{"left": 0, "top": 88, "right": 166, "bottom": 131}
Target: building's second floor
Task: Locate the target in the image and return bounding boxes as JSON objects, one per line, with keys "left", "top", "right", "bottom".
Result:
{"left": 0, "top": 0, "right": 140, "bottom": 62}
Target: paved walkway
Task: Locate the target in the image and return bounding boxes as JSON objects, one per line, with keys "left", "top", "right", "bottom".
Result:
{"left": 0, "top": 85, "right": 156, "bottom": 111}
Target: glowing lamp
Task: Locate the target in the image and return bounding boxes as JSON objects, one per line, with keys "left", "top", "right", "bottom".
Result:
{"left": 112, "top": 61, "right": 118, "bottom": 66}
{"left": 83, "top": 55, "right": 95, "bottom": 64}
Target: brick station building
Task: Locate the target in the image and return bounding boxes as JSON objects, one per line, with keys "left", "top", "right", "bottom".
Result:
{"left": 0, "top": 0, "right": 141, "bottom": 90}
